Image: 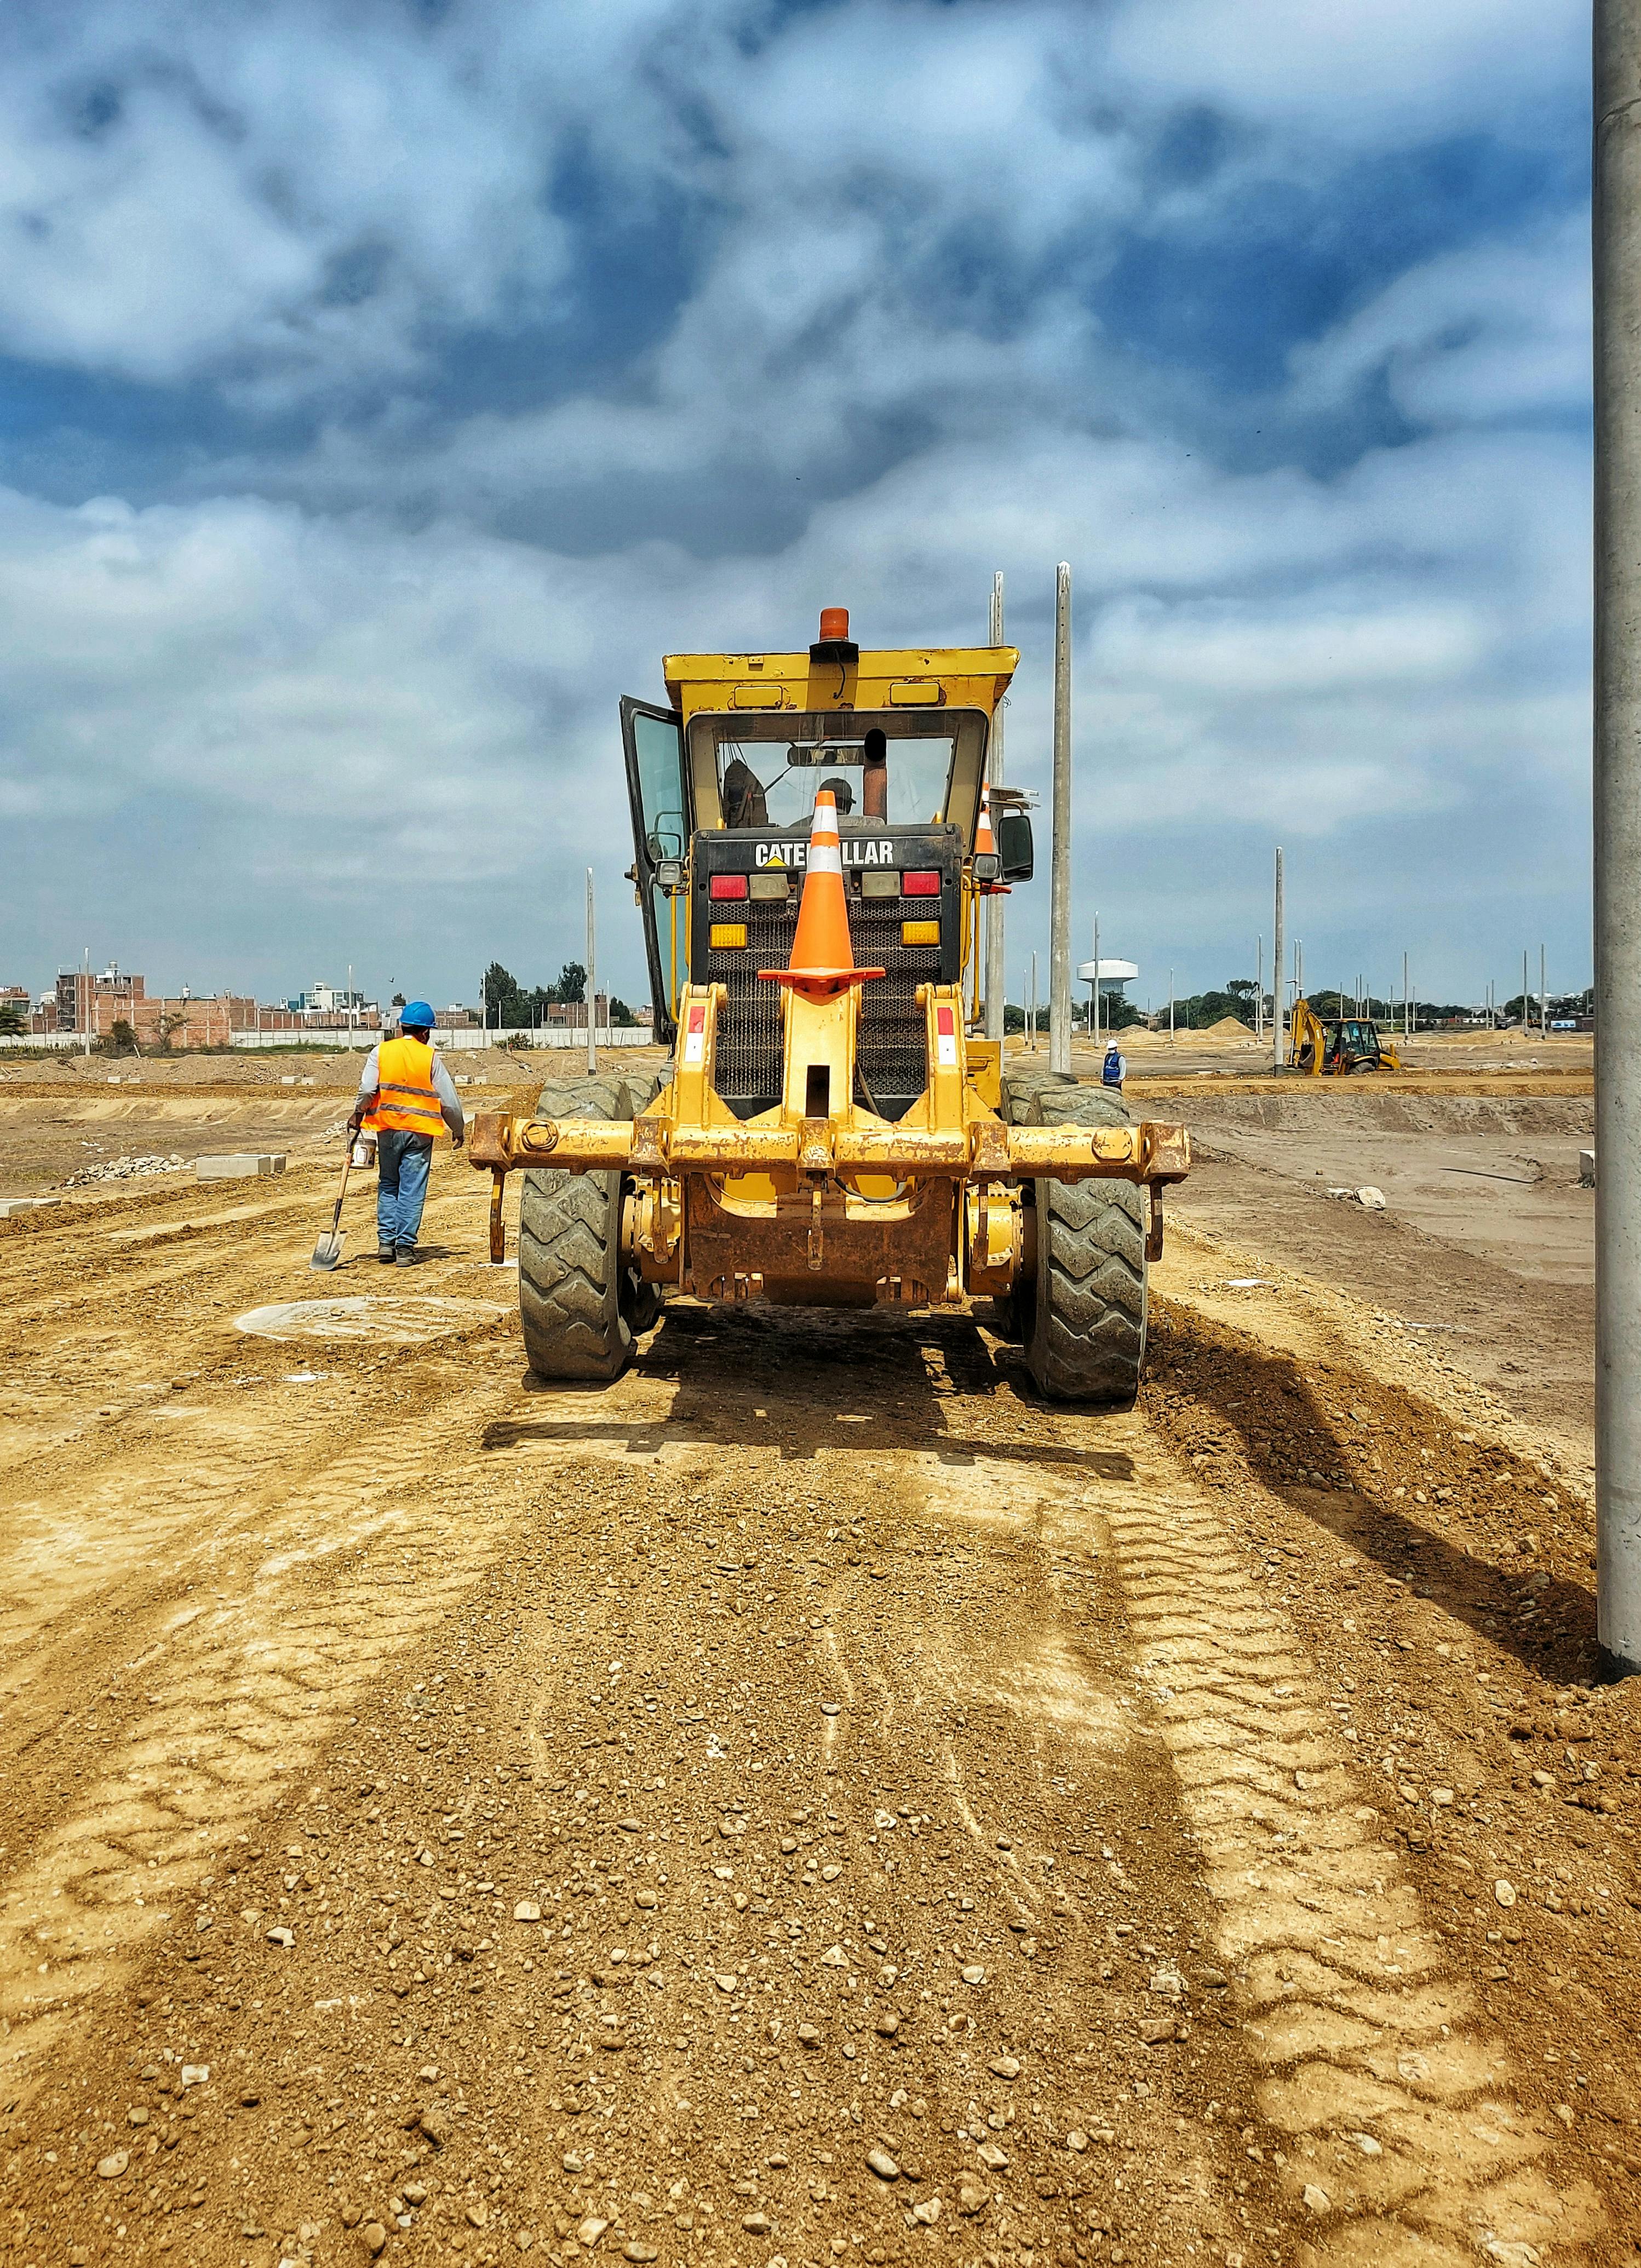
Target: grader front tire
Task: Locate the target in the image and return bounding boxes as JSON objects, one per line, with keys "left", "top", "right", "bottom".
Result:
{"left": 517, "top": 1075, "right": 641, "bottom": 1382}
{"left": 1024, "top": 1085, "right": 1148, "bottom": 1407}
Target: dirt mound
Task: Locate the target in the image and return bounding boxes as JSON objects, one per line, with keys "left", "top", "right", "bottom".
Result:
{"left": 1202, "top": 1015, "right": 1255, "bottom": 1038}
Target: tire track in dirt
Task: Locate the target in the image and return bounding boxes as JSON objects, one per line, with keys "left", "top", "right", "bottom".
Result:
{"left": 0, "top": 1375, "right": 527, "bottom": 2098}
{"left": 1095, "top": 1433, "right": 1605, "bottom": 2265}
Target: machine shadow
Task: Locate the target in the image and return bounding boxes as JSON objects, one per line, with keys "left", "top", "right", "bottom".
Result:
{"left": 485, "top": 1299, "right": 1137, "bottom": 1479}
{"left": 1147, "top": 1304, "right": 1597, "bottom": 1685}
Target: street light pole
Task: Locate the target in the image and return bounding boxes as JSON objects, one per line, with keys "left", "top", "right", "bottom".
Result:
{"left": 1596, "top": 0, "right": 1641, "bottom": 1673}
{"left": 984, "top": 573, "right": 1007, "bottom": 1043}
{"left": 586, "top": 869, "right": 598, "bottom": 1076}
{"left": 1092, "top": 910, "right": 1100, "bottom": 1053}
{"left": 1049, "top": 562, "right": 1074, "bottom": 1075}
{"left": 1271, "top": 848, "right": 1285, "bottom": 1072}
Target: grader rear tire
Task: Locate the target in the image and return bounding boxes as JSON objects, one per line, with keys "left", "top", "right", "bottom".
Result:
{"left": 1025, "top": 1084, "right": 1147, "bottom": 1406}
{"left": 517, "top": 1075, "right": 644, "bottom": 1382}
{"left": 997, "top": 1066, "right": 1078, "bottom": 1125}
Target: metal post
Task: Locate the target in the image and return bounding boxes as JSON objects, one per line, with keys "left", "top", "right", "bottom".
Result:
{"left": 1168, "top": 968, "right": 1174, "bottom": 1042}
{"left": 1403, "top": 950, "right": 1410, "bottom": 1041}
{"left": 984, "top": 573, "right": 1007, "bottom": 1042}
{"left": 1295, "top": 938, "right": 1304, "bottom": 1003}
{"left": 1030, "top": 953, "right": 1038, "bottom": 1052}
{"left": 586, "top": 868, "right": 598, "bottom": 1075}
{"left": 1271, "top": 848, "right": 1285, "bottom": 1071}
{"left": 1255, "top": 934, "right": 1263, "bottom": 1039}
{"left": 1522, "top": 947, "right": 1529, "bottom": 1035}
{"left": 1541, "top": 942, "right": 1548, "bottom": 1038}
{"left": 1597, "top": 0, "right": 1641, "bottom": 1674}
{"left": 1049, "top": 562, "right": 1074, "bottom": 1074}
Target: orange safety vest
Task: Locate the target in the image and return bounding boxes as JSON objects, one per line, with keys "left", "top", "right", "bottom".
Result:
{"left": 367, "top": 1035, "right": 448, "bottom": 1139}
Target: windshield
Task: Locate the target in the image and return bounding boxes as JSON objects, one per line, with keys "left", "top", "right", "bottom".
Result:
{"left": 715, "top": 732, "right": 956, "bottom": 830}
{"left": 686, "top": 706, "right": 988, "bottom": 842}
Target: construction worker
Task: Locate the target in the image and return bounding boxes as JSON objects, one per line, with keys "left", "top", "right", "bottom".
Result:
{"left": 348, "top": 1001, "right": 464, "bottom": 1265}
{"left": 1101, "top": 1037, "right": 1127, "bottom": 1092}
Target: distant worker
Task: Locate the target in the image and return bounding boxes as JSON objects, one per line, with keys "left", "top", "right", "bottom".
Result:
{"left": 1101, "top": 1038, "right": 1127, "bottom": 1092}
{"left": 348, "top": 1001, "right": 464, "bottom": 1266}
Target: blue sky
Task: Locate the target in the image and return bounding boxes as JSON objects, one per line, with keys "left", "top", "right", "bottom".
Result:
{"left": 0, "top": 0, "right": 1591, "bottom": 1015}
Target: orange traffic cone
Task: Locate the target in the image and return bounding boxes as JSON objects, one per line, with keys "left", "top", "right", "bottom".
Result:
{"left": 760, "top": 788, "right": 886, "bottom": 999}
{"left": 974, "top": 785, "right": 1009, "bottom": 895}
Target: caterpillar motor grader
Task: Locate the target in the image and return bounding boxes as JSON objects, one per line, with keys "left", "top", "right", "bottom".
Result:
{"left": 468, "top": 608, "right": 1191, "bottom": 1404}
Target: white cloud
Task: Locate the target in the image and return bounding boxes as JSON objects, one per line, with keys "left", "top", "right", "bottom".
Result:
{"left": 1288, "top": 211, "right": 1591, "bottom": 428}
{"left": 1102, "top": 0, "right": 1585, "bottom": 147}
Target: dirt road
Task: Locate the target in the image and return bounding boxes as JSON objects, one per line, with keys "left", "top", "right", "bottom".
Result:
{"left": 2, "top": 1116, "right": 1639, "bottom": 2268}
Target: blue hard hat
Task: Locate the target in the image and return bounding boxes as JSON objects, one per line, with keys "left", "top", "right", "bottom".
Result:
{"left": 401, "top": 1000, "right": 435, "bottom": 1029}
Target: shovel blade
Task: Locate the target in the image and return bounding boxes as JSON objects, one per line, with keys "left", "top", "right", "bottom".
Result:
{"left": 309, "top": 1232, "right": 344, "bottom": 1271}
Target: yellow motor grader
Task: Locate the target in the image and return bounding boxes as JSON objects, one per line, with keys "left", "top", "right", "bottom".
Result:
{"left": 468, "top": 609, "right": 1190, "bottom": 1405}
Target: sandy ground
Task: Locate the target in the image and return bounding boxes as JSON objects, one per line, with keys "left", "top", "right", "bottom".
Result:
{"left": 1, "top": 1061, "right": 1638, "bottom": 2268}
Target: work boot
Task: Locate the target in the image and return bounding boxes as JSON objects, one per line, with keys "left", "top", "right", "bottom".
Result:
{"left": 394, "top": 1247, "right": 418, "bottom": 1267}
{"left": 377, "top": 1244, "right": 395, "bottom": 1264}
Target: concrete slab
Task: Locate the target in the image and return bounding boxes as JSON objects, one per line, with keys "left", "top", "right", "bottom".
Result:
{"left": 0, "top": 1195, "right": 62, "bottom": 1217}
{"left": 194, "top": 1153, "right": 288, "bottom": 1182}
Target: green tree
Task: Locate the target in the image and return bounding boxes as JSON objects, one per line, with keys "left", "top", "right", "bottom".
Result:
{"left": 609, "top": 997, "right": 638, "bottom": 1027}
{"left": 481, "top": 961, "right": 528, "bottom": 1027}
{"left": 0, "top": 999, "right": 25, "bottom": 1036}
{"left": 553, "top": 961, "right": 587, "bottom": 1005}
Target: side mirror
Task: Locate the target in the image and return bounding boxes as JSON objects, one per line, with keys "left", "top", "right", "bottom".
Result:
{"left": 997, "top": 811, "right": 1034, "bottom": 882}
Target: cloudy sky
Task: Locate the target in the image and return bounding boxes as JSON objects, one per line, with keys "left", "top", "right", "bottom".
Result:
{"left": 0, "top": 0, "right": 1590, "bottom": 1015}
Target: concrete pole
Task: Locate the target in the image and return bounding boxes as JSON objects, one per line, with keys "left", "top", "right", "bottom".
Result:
{"left": 1597, "top": 0, "right": 1641, "bottom": 1675}
{"left": 1049, "top": 562, "right": 1074, "bottom": 1075}
{"left": 586, "top": 868, "right": 598, "bottom": 1076}
{"left": 1030, "top": 953, "right": 1038, "bottom": 1052}
{"left": 1403, "top": 950, "right": 1410, "bottom": 1041}
{"left": 984, "top": 573, "right": 1007, "bottom": 1042}
{"left": 1255, "top": 934, "right": 1263, "bottom": 1039}
{"left": 1272, "top": 848, "right": 1285, "bottom": 1071}
{"left": 1541, "top": 942, "right": 1548, "bottom": 1038}
{"left": 1093, "top": 911, "right": 1101, "bottom": 1052}
{"left": 1522, "top": 947, "right": 1530, "bottom": 1035}
{"left": 1168, "top": 968, "right": 1174, "bottom": 1042}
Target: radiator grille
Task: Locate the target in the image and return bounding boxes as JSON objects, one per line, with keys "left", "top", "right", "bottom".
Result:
{"left": 706, "top": 898, "right": 938, "bottom": 1118}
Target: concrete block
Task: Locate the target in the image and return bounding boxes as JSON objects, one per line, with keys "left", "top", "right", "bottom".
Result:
{"left": 1580, "top": 1148, "right": 1596, "bottom": 1187}
{"left": 0, "top": 1195, "right": 62, "bottom": 1218}
{"left": 194, "top": 1153, "right": 288, "bottom": 1182}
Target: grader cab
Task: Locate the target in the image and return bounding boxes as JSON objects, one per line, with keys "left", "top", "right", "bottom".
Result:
{"left": 469, "top": 610, "right": 1190, "bottom": 1405}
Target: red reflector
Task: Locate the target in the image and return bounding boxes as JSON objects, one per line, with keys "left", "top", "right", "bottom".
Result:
{"left": 937, "top": 1006, "right": 955, "bottom": 1036}
{"left": 903, "top": 870, "right": 940, "bottom": 896}
{"left": 709, "top": 873, "right": 748, "bottom": 900}
{"left": 687, "top": 1004, "right": 705, "bottom": 1033}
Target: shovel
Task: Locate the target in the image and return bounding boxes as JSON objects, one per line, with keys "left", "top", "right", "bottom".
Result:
{"left": 309, "top": 1144, "right": 355, "bottom": 1271}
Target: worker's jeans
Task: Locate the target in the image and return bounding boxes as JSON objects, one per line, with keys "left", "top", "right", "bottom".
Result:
{"left": 376, "top": 1130, "right": 433, "bottom": 1253}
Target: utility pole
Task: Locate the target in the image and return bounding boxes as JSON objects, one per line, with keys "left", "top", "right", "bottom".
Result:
{"left": 984, "top": 572, "right": 1007, "bottom": 1043}
{"left": 1092, "top": 911, "right": 1101, "bottom": 1052}
{"left": 1049, "top": 562, "right": 1074, "bottom": 1075}
{"left": 1295, "top": 938, "right": 1304, "bottom": 1004}
{"left": 586, "top": 869, "right": 598, "bottom": 1076}
{"left": 1168, "top": 968, "right": 1174, "bottom": 1042}
{"left": 1029, "top": 954, "right": 1038, "bottom": 1053}
{"left": 1541, "top": 942, "right": 1548, "bottom": 1038}
{"left": 1403, "top": 950, "right": 1410, "bottom": 1041}
{"left": 1271, "top": 848, "right": 1285, "bottom": 1072}
{"left": 1255, "top": 935, "right": 1263, "bottom": 1040}
{"left": 1596, "top": 0, "right": 1641, "bottom": 1675}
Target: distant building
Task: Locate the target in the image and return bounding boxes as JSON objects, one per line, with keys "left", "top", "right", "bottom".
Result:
{"left": 48, "top": 967, "right": 259, "bottom": 1048}
{"left": 542, "top": 994, "right": 610, "bottom": 1031}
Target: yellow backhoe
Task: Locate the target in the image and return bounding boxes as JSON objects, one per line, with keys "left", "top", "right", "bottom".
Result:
{"left": 468, "top": 609, "right": 1190, "bottom": 1406}
{"left": 1288, "top": 996, "right": 1403, "bottom": 1075}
